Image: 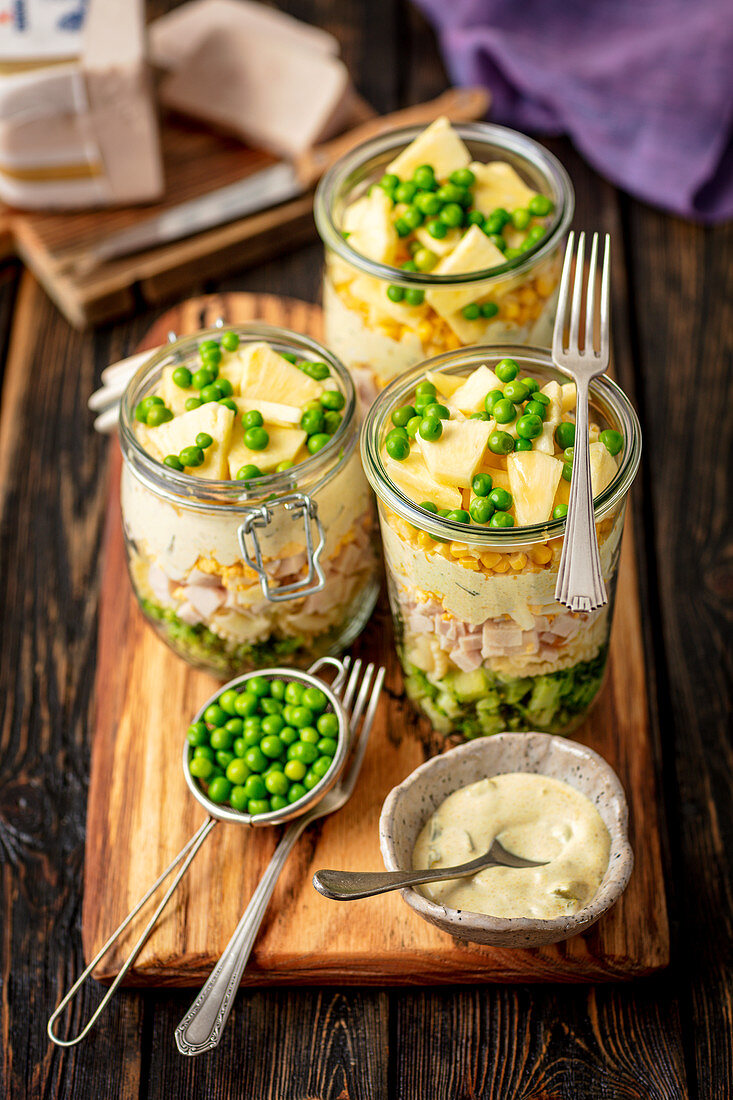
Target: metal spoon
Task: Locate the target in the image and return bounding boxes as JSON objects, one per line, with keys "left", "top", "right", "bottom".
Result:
{"left": 313, "top": 838, "right": 548, "bottom": 901}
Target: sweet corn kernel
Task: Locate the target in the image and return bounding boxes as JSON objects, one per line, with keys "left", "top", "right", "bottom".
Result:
{"left": 458, "top": 557, "right": 479, "bottom": 570}
{"left": 535, "top": 274, "right": 556, "bottom": 298}
{"left": 417, "top": 320, "right": 434, "bottom": 343}
{"left": 480, "top": 551, "right": 502, "bottom": 569}
{"left": 530, "top": 544, "right": 553, "bottom": 564}
{"left": 509, "top": 552, "right": 528, "bottom": 570}
{"left": 493, "top": 557, "right": 510, "bottom": 573}
{"left": 502, "top": 300, "right": 521, "bottom": 321}
{"left": 518, "top": 287, "right": 538, "bottom": 306}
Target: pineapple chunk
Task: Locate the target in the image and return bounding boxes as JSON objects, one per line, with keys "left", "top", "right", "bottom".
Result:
{"left": 235, "top": 397, "right": 302, "bottom": 427}
{"left": 350, "top": 274, "right": 426, "bottom": 325}
{"left": 136, "top": 424, "right": 166, "bottom": 462}
{"left": 228, "top": 423, "right": 307, "bottom": 478}
{"left": 148, "top": 403, "right": 235, "bottom": 479}
{"left": 414, "top": 224, "right": 462, "bottom": 257}
{"left": 561, "top": 382, "right": 576, "bottom": 413}
{"left": 535, "top": 379, "right": 563, "bottom": 454}
{"left": 235, "top": 342, "right": 323, "bottom": 405}
{"left": 425, "top": 226, "right": 506, "bottom": 317}
{"left": 416, "top": 418, "right": 493, "bottom": 488}
{"left": 470, "top": 161, "right": 539, "bottom": 217}
{"left": 425, "top": 369, "right": 464, "bottom": 398}
{"left": 439, "top": 310, "right": 492, "bottom": 344}
{"left": 343, "top": 187, "right": 398, "bottom": 264}
{"left": 508, "top": 451, "right": 563, "bottom": 526}
{"left": 541, "top": 379, "right": 563, "bottom": 421}
{"left": 217, "top": 349, "right": 242, "bottom": 393}
{"left": 449, "top": 364, "right": 502, "bottom": 414}
{"left": 589, "top": 441, "right": 618, "bottom": 497}
{"left": 384, "top": 451, "right": 462, "bottom": 511}
{"left": 160, "top": 365, "right": 193, "bottom": 416}
{"left": 386, "top": 117, "right": 470, "bottom": 181}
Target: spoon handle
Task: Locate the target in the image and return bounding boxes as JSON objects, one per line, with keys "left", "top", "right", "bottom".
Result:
{"left": 313, "top": 860, "right": 491, "bottom": 901}
{"left": 174, "top": 816, "right": 307, "bottom": 1057}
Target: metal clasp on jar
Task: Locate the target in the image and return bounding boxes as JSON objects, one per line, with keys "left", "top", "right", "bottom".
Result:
{"left": 237, "top": 492, "right": 326, "bottom": 602}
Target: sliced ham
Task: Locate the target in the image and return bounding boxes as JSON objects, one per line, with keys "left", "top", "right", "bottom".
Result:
{"left": 148, "top": 563, "right": 174, "bottom": 606}
{"left": 177, "top": 602, "right": 204, "bottom": 626}
{"left": 182, "top": 584, "right": 226, "bottom": 619}
{"left": 186, "top": 568, "right": 222, "bottom": 588}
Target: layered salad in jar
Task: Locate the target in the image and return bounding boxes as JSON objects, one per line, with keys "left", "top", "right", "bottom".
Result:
{"left": 120, "top": 326, "right": 378, "bottom": 677}
{"left": 316, "top": 118, "right": 573, "bottom": 402}
{"left": 361, "top": 349, "right": 640, "bottom": 737}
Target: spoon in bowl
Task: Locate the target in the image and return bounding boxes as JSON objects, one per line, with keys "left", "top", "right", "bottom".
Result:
{"left": 313, "top": 838, "right": 548, "bottom": 901}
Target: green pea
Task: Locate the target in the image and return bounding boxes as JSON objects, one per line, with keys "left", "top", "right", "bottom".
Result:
{"left": 284, "top": 681, "right": 304, "bottom": 705}
{"left": 303, "top": 770, "right": 320, "bottom": 791}
{"left": 223, "top": 716, "right": 242, "bottom": 737}
{"left": 302, "top": 687, "right": 328, "bottom": 712}
{"left": 445, "top": 509, "right": 470, "bottom": 524}
{"left": 317, "top": 712, "right": 339, "bottom": 737}
{"left": 244, "top": 747, "right": 268, "bottom": 773}
{"left": 395, "top": 181, "right": 417, "bottom": 204}
{"left": 146, "top": 405, "right": 173, "bottom": 426}
{"left": 184, "top": 397, "right": 203, "bottom": 412}
{"left": 505, "top": 246, "right": 523, "bottom": 260}
{"left": 288, "top": 741, "right": 318, "bottom": 765}
{"left": 312, "top": 756, "right": 332, "bottom": 779}
{"left": 553, "top": 503, "right": 569, "bottom": 519}
{"left": 320, "top": 389, "right": 345, "bottom": 412}
{"left": 218, "top": 378, "right": 234, "bottom": 397}
{"left": 485, "top": 389, "right": 504, "bottom": 413}
{"left": 199, "top": 383, "right": 222, "bottom": 404}
{"left": 436, "top": 183, "right": 464, "bottom": 204}
{"left": 439, "top": 202, "right": 463, "bottom": 227}
{"left": 493, "top": 398, "right": 516, "bottom": 424}
{"left": 229, "top": 786, "right": 248, "bottom": 812}
{"left": 192, "top": 432, "right": 212, "bottom": 451}
{"left": 264, "top": 771, "right": 289, "bottom": 797}
{"left": 524, "top": 400, "right": 547, "bottom": 420}
{"left": 318, "top": 737, "right": 338, "bottom": 757}
{"left": 244, "top": 426, "right": 269, "bottom": 451}
{"left": 226, "top": 758, "right": 250, "bottom": 786}
{"left": 172, "top": 366, "right": 192, "bottom": 389}
{"left": 411, "top": 247, "right": 433, "bottom": 272}
{"left": 163, "top": 455, "right": 183, "bottom": 471}
{"left": 187, "top": 721, "right": 209, "bottom": 746}
{"left": 563, "top": 447, "right": 575, "bottom": 463}
{"left": 179, "top": 445, "right": 204, "bottom": 468}
{"left": 486, "top": 233, "right": 508, "bottom": 252}
{"left": 392, "top": 404, "right": 417, "bottom": 429}
{"left": 461, "top": 303, "right": 480, "bottom": 321}
{"left": 503, "top": 380, "right": 529, "bottom": 404}
{"left": 234, "top": 692, "right": 259, "bottom": 717}
{"left": 555, "top": 421, "right": 576, "bottom": 450}
{"left": 405, "top": 415, "right": 422, "bottom": 439}
{"left": 189, "top": 756, "right": 214, "bottom": 780}
{"left": 386, "top": 284, "right": 405, "bottom": 303}
{"left": 486, "top": 208, "right": 510, "bottom": 232}
{"left": 516, "top": 413, "right": 544, "bottom": 439}
{"left": 488, "top": 430, "right": 515, "bottom": 455}
{"left": 470, "top": 497, "right": 495, "bottom": 524}
{"left": 233, "top": 738, "right": 247, "bottom": 758}
{"left": 236, "top": 464, "right": 262, "bottom": 482}
{"left": 290, "top": 706, "right": 314, "bottom": 729}
{"left": 287, "top": 783, "right": 307, "bottom": 805}
{"left": 426, "top": 218, "right": 448, "bottom": 240}
{"left": 600, "top": 429, "right": 623, "bottom": 456}
{"left": 192, "top": 368, "right": 213, "bottom": 390}
{"left": 562, "top": 461, "right": 573, "bottom": 482}
{"left": 248, "top": 676, "right": 270, "bottom": 697}
{"left": 278, "top": 726, "right": 296, "bottom": 746}
{"left": 472, "top": 472, "right": 493, "bottom": 497}
{"left": 260, "top": 715, "right": 283, "bottom": 737}
{"left": 515, "top": 438, "right": 533, "bottom": 451}
{"left": 420, "top": 500, "right": 438, "bottom": 513}
{"left": 207, "top": 777, "right": 232, "bottom": 804}
{"left": 243, "top": 729, "right": 262, "bottom": 750}
{"left": 419, "top": 416, "right": 442, "bottom": 442}
{"left": 194, "top": 745, "right": 215, "bottom": 762}
{"left": 385, "top": 433, "right": 410, "bottom": 462}
{"left": 404, "top": 288, "right": 425, "bottom": 306}
{"left": 393, "top": 217, "right": 411, "bottom": 237}
{"left": 525, "top": 225, "right": 546, "bottom": 246}
{"left": 529, "top": 194, "right": 554, "bottom": 217}
{"left": 201, "top": 346, "right": 222, "bottom": 367}
{"left": 533, "top": 391, "right": 551, "bottom": 406}
{"left": 244, "top": 774, "right": 267, "bottom": 800}
{"left": 140, "top": 395, "right": 164, "bottom": 412}
{"left": 423, "top": 403, "right": 450, "bottom": 420}
{"left": 490, "top": 512, "right": 515, "bottom": 528}
{"left": 299, "top": 726, "right": 319, "bottom": 745}
{"left": 495, "top": 358, "right": 518, "bottom": 382}
{"left": 217, "top": 690, "right": 237, "bottom": 715}
{"left": 412, "top": 165, "right": 436, "bottom": 189}
{"left": 241, "top": 409, "right": 263, "bottom": 430}
{"left": 282, "top": 760, "right": 304, "bottom": 783}
{"left": 260, "top": 698, "right": 283, "bottom": 716}
{"left": 380, "top": 172, "right": 399, "bottom": 192}
{"left": 511, "top": 208, "right": 531, "bottom": 230}
{"left": 489, "top": 487, "right": 513, "bottom": 511}
{"left": 248, "top": 798, "right": 270, "bottom": 816}
{"left": 402, "top": 206, "right": 423, "bottom": 230}
{"left": 470, "top": 411, "right": 490, "bottom": 420}
{"left": 210, "top": 728, "right": 233, "bottom": 752}
{"left": 414, "top": 193, "right": 442, "bottom": 218}
{"left": 307, "top": 433, "right": 330, "bottom": 454}
{"left": 261, "top": 735, "right": 284, "bottom": 759}
{"left": 466, "top": 210, "right": 485, "bottom": 228}
{"left": 199, "top": 338, "right": 219, "bottom": 355}
{"left": 300, "top": 408, "right": 325, "bottom": 437}
{"left": 221, "top": 331, "right": 240, "bottom": 351}
{"left": 415, "top": 381, "right": 437, "bottom": 398}
{"left": 480, "top": 301, "right": 499, "bottom": 319}
{"left": 309, "top": 361, "right": 332, "bottom": 380}
{"left": 204, "top": 704, "right": 227, "bottom": 727}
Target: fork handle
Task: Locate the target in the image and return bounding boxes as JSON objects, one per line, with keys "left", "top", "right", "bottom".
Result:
{"left": 174, "top": 816, "right": 308, "bottom": 1056}
{"left": 556, "top": 375, "right": 607, "bottom": 611}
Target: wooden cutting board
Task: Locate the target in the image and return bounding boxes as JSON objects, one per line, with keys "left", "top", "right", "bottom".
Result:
{"left": 82, "top": 292, "right": 670, "bottom": 985}
{"left": 0, "top": 89, "right": 488, "bottom": 329}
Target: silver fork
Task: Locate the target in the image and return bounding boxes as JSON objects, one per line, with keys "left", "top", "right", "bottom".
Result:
{"left": 174, "top": 658, "right": 386, "bottom": 1057}
{"left": 553, "top": 231, "right": 611, "bottom": 612}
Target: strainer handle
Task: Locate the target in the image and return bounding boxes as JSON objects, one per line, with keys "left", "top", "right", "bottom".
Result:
{"left": 174, "top": 815, "right": 309, "bottom": 1056}
{"left": 47, "top": 817, "right": 217, "bottom": 1047}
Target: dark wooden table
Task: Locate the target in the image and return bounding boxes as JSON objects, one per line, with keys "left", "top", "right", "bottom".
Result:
{"left": 1, "top": 3, "right": 730, "bottom": 1097}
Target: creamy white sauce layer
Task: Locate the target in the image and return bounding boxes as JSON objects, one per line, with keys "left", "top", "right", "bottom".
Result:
{"left": 412, "top": 772, "right": 611, "bottom": 919}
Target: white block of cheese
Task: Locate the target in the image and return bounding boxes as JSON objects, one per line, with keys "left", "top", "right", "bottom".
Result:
{"left": 149, "top": 0, "right": 339, "bottom": 72}
{"left": 160, "top": 25, "right": 352, "bottom": 158}
{"left": 0, "top": 0, "right": 163, "bottom": 210}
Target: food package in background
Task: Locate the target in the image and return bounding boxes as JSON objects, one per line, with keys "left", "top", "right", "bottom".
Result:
{"left": 149, "top": 0, "right": 340, "bottom": 71}
{"left": 0, "top": 0, "right": 163, "bottom": 209}
{"left": 159, "top": 22, "right": 354, "bottom": 159}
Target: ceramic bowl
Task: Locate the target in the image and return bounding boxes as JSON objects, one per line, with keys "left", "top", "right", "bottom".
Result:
{"left": 379, "top": 732, "right": 633, "bottom": 947}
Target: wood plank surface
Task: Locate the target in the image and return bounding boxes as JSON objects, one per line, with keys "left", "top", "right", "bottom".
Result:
{"left": 82, "top": 291, "right": 668, "bottom": 987}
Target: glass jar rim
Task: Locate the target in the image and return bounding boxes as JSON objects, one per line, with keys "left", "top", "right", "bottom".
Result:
{"left": 119, "top": 322, "right": 358, "bottom": 514}
{"left": 314, "top": 121, "right": 575, "bottom": 288}
{"left": 360, "top": 344, "right": 641, "bottom": 546}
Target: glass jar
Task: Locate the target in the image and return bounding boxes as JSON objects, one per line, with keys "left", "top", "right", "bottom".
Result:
{"left": 119, "top": 323, "right": 379, "bottom": 678}
{"left": 361, "top": 346, "right": 641, "bottom": 737}
{"left": 315, "top": 122, "right": 574, "bottom": 403}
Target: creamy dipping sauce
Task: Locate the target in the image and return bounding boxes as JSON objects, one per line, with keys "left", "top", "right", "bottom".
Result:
{"left": 412, "top": 773, "right": 610, "bottom": 919}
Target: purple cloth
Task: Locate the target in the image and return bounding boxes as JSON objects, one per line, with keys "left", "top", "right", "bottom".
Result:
{"left": 414, "top": 0, "right": 733, "bottom": 222}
